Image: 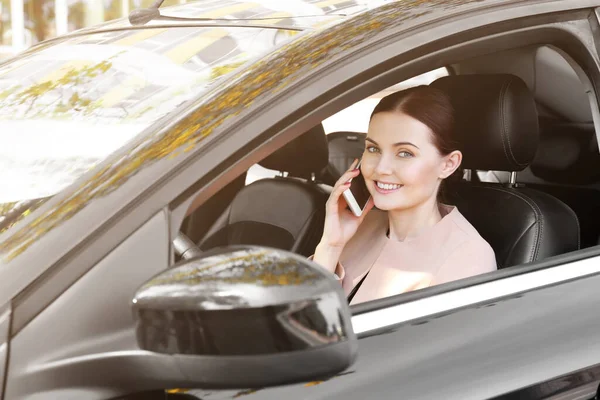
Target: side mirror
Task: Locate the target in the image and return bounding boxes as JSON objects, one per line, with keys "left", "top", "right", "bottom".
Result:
{"left": 132, "top": 246, "right": 357, "bottom": 389}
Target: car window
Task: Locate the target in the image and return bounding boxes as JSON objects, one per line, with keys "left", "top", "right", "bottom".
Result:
{"left": 245, "top": 67, "right": 449, "bottom": 185}
{"left": 0, "top": 25, "right": 298, "bottom": 235}
{"left": 176, "top": 20, "right": 600, "bottom": 317}
{"left": 322, "top": 67, "right": 449, "bottom": 134}
{"left": 184, "top": 42, "right": 595, "bottom": 300}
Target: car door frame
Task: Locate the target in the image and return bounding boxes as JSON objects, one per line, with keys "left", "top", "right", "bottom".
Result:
{"left": 169, "top": 5, "right": 600, "bottom": 398}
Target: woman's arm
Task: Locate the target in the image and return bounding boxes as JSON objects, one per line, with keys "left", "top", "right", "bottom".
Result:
{"left": 309, "top": 249, "right": 346, "bottom": 280}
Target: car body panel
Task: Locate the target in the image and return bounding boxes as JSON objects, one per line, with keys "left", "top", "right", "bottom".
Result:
{"left": 183, "top": 262, "right": 600, "bottom": 400}
{"left": 4, "top": 209, "right": 173, "bottom": 400}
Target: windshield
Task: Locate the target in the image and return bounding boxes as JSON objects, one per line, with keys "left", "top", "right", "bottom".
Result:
{"left": 0, "top": 24, "right": 299, "bottom": 234}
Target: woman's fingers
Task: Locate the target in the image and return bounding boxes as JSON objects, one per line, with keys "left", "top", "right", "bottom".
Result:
{"left": 327, "top": 179, "right": 351, "bottom": 210}
{"left": 326, "top": 158, "right": 363, "bottom": 218}
{"left": 336, "top": 167, "right": 360, "bottom": 185}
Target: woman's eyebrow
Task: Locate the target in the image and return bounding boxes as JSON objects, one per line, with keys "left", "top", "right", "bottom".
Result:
{"left": 365, "top": 137, "right": 419, "bottom": 149}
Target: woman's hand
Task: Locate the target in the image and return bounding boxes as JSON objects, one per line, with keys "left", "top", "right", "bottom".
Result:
{"left": 313, "top": 159, "right": 374, "bottom": 274}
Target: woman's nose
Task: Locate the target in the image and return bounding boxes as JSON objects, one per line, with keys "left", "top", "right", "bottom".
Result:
{"left": 374, "top": 155, "right": 394, "bottom": 175}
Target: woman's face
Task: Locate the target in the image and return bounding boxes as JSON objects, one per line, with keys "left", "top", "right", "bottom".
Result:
{"left": 361, "top": 111, "right": 460, "bottom": 212}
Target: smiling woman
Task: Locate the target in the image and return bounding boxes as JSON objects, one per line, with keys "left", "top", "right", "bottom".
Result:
{"left": 312, "top": 85, "right": 497, "bottom": 304}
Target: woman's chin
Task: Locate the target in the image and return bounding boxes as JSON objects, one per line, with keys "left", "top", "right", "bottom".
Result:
{"left": 373, "top": 197, "right": 404, "bottom": 211}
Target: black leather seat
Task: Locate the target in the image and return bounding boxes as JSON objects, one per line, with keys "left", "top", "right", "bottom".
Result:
{"left": 431, "top": 74, "right": 580, "bottom": 268}
{"left": 321, "top": 131, "right": 367, "bottom": 185}
{"left": 198, "top": 125, "right": 330, "bottom": 257}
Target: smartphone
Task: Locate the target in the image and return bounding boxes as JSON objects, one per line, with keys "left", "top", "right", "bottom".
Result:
{"left": 342, "top": 161, "right": 371, "bottom": 217}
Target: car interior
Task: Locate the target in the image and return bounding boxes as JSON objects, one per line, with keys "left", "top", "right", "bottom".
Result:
{"left": 179, "top": 43, "right": 599, "bottom": 290}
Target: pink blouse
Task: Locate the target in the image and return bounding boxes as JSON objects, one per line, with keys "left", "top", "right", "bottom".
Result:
{"left": 335, "top": 205, "right": 497, "bottom": 305}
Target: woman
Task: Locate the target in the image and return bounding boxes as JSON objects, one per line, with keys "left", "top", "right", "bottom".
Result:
{"left": 313, "top": 85, "right": 496, "bottom": 305}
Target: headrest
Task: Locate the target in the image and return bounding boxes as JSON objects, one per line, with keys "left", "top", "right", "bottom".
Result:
{"left": 260, "top": 124, "right": 328, "bottom": 178}
{"left": 431, "top": 74, "right": 539, "bottom": 171}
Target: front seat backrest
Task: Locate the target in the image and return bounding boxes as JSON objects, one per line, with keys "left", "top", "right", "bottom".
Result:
{"left": 199, "top": 125, "right": 329, "bottom": 257}
{"left": 432, "top": 74, "right": 580, "bottom": 268}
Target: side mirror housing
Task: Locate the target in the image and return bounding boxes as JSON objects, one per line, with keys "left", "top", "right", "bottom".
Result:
{"left": 132, "top": 246, "right": 357, "bottom": 389}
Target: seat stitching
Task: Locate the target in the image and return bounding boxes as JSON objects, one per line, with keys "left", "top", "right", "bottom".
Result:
{"left": 504, "top": 222, "right": 537, "bottom": 268}
{"left": 468, "top": 186, "right": 542, "bottom": 263}
{"left": 548, "top": 196, "right": 581, "bottom": 249}
{"left": 574, "top": 209, "right": 581, "bottom": 249}
{"left": 498, "top": 78, "right": 513, "bottom": 169}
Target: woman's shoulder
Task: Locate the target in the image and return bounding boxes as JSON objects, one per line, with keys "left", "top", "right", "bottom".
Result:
{"left": 445, "top": 206, "right": 496, "bottom": 267}
{"left": 446, "top": 206, "right": 488, "bottom": 242}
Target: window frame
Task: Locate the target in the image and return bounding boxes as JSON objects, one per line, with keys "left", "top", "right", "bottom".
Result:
{"left": 170, "top": 10, "right": 600, "bottom": 329}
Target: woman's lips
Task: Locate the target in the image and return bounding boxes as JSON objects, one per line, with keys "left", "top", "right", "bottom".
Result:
{"left": 373, "top": 181, "right": 403, "bottom": 194}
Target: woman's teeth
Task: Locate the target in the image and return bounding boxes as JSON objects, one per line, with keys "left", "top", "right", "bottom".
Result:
{"left": 376, "top": 182, "right": 402, "bottom": 190}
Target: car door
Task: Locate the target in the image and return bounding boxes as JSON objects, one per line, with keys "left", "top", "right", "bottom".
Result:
{"left": 3, "top": 1, "right": 600, "bottom": 399}
{"left": 168, "top": 3, "right": 600, "bottom": 399}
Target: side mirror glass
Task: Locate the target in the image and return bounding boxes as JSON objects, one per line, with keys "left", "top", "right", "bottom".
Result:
{"left": 132, "top": 246, "right": 357, "bottom": 389}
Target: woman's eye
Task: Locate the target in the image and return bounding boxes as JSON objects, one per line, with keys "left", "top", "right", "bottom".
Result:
{"left": 366, "top": 146, "right": 380, "bottom": 153}
{"left": 398, "top": 151, "right": 413, "bottom": 158}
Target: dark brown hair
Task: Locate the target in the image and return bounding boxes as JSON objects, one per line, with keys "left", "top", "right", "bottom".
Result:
{"left": 369, "top": 85, "right": 461, "bottom": 201}
{"left": 370, "top": 85, "right": 457, "bottom": 155}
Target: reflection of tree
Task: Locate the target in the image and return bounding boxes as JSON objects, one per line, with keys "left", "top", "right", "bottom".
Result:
{"left": 0, "top": 199, "right": 47, "bottom": 234}
{"left": 0, "top": 202, "right": 16, "bottom": 219}
{"left": 142, "top": 248, "right": 320, "bottom": 289}
{"left": 0, "top": 58, "right": 113, "bottom": 119}
{"left": 209, "top": 60, "right": 247, "bottom": 82}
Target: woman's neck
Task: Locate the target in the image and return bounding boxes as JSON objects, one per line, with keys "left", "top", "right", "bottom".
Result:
{"left": 387, "top": 198, "right": 443, "bottom": 241}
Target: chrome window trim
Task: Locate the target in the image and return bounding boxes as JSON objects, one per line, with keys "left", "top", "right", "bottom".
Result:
{"left": 351, "top": 255, "right": 600, "bottom": 336}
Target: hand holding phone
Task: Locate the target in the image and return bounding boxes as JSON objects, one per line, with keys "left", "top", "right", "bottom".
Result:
{"left": 316, "top": 159, "right": 374, "bottom": 256}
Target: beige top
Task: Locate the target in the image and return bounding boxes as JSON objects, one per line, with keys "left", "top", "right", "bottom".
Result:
{"left": 336, "top": 205, "right": 497, "bottom": 305}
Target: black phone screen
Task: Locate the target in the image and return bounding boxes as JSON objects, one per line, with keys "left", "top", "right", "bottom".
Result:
{"left": 349, "top": 171, "right": 371, "bottom": 210}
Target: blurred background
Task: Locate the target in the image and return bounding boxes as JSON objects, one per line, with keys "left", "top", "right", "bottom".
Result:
{"left": 0, "top": 0, "right": 205, "bottom": 60}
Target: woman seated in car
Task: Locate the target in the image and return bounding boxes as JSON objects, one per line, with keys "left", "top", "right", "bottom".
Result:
{"left": 312, "top": 85, "right": 497, "bottom": 304}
